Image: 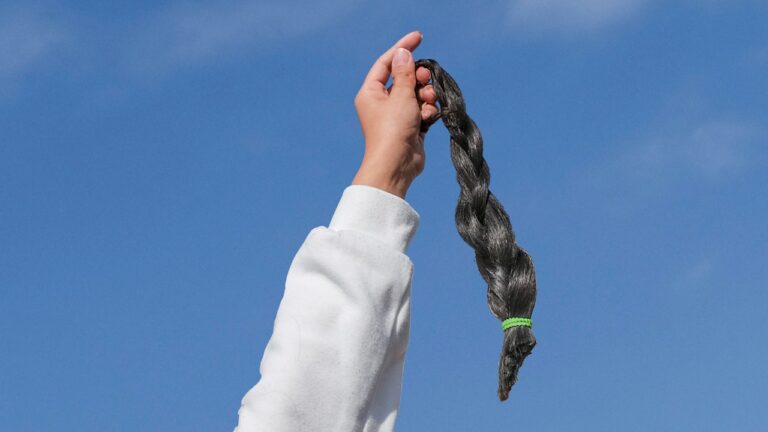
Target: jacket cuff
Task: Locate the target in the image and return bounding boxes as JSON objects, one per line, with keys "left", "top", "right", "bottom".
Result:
{"left": 328, "top": 184, "right": 420, "bottom": 254}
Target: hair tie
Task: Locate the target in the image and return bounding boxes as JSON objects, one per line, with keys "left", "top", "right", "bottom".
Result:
{"left": 502, "top": 317, "right": 532, "bottom": 331}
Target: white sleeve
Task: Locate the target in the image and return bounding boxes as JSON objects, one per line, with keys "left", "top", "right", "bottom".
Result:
{"left": 235, "top": 184, "right": 420, "bottom": 432}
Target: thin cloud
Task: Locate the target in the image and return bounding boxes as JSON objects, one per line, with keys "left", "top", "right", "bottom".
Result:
{"left": 0, "top": 6, "right": 69, "bottom": 84}
{"left": 616, "top": 118, "right": 765, "bottom": 182}
{"left": 738, "top": 43, "right": 768, "bottom": 70}
{"left": 506, "top": 0, "right": 647, "bottom": 36}
{"left": 127, "top": 0, "right": 359, "bottom": 75}
{"left": 665, "top": 257, "right": 715, "bottom": 296}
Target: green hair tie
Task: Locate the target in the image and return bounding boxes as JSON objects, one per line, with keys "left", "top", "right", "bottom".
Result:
{"left": 502, "top": 317, "right": 532, "bottom": 331}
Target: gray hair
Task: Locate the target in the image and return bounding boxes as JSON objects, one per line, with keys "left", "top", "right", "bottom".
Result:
{"left": 415, "top": 58, "right": 538, "bottom": 401}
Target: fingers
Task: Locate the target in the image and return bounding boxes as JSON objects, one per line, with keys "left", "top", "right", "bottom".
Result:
{"left": 418, "top": 84, "right": 436, "bottom": 104}
{"left": 389, "top": 47, "right": 417, "bottom": 99}
{"left": 362, "top": 31, "right": 423, "bottom": 92}
{"left": 416, "top": 67, "right": 430, "bottom": 85}
{"left": 416, "top": 81, "right": 437, "bottom": 121}
{"left": 388, "top": 66, "right": 431, "bottom": 96}
{"left": 421, "top": 103, "right": 439, "bottom": 121}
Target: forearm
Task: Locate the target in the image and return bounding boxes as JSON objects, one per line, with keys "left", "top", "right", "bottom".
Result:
{"left": 235, "top": 184, "right": 420, "bottom": 432}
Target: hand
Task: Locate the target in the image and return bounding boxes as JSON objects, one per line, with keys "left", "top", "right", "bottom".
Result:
{"left": 351, "top": 31, "right": 439, "bottom": 199}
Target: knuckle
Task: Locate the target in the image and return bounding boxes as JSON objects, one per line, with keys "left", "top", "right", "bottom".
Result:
{"left": 400, "top": 67, "right": 415, "bottom": 79}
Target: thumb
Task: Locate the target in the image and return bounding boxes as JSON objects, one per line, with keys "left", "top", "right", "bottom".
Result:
{"left": 390, "top": 48, "right": 416, "bottom": 99}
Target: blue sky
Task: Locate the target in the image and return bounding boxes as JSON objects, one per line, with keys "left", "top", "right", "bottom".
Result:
{"left": 1, "top": 1, "right": 767, "bottom": 430}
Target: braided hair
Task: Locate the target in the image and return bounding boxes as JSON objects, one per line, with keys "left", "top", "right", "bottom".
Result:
{"left": 414, "top": 58, "right": 538, "bottom": 401}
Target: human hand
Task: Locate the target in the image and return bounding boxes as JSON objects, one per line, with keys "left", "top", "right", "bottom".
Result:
{"left": 351, "top": 31, "right": 439, "bottom": 199}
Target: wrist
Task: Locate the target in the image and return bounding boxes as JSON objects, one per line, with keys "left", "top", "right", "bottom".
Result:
{"left": 351, "top": 167, "right": 412, "bottom": 199}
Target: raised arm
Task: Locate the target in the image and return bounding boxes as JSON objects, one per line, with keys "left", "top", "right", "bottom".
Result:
{"left": 235, "top": 31, "right": 438, "bottom": 432}
{"left": 235, "top": 184, "right": 419, "bottom": 432}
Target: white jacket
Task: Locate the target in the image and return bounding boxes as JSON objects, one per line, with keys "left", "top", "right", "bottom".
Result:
{"left": 235, "top": 184, "right": 420, "bottom": 432}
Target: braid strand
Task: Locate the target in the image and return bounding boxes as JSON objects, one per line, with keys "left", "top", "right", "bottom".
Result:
{"left": 415, "top": 58, "right": 538, "bottom": 401}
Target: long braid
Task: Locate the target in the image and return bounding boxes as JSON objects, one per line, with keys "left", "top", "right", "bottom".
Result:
{"left": 415, "top": 58, "right": 538, "bottom": 401}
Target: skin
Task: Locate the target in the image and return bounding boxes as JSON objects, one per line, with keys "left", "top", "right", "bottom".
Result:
{"left": 351, "top": 31, "right": 439, "bottom": 199}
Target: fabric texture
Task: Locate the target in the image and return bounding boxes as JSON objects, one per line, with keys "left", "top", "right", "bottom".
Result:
{"left": 235, "top": 184, "right": 420, "bottom": 432}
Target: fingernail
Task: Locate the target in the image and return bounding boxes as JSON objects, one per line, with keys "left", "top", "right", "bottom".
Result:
{"left": 393, "top": 48, "right": 410, "bottom": 67}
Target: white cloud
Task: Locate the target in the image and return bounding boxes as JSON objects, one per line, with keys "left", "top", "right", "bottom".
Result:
{"left": 127, "top": 0, "right": 359, "bottom": 75}
{"left": 680, "top": 258, "right": 712, "bottom": 283}
{"left": 623, "top": 119, "right": 764, "bottom": 179}
{"left": 506, "top": 0, "right": 647, "bottom": 36}
{"left": 668, "top": 257, "right": 715, "bottom": 295}
{"left": 685, "top": 120, "right": 763, "bottom": 175}
{"left": 0, "top": 6, "right": 69, "bottom": 82}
